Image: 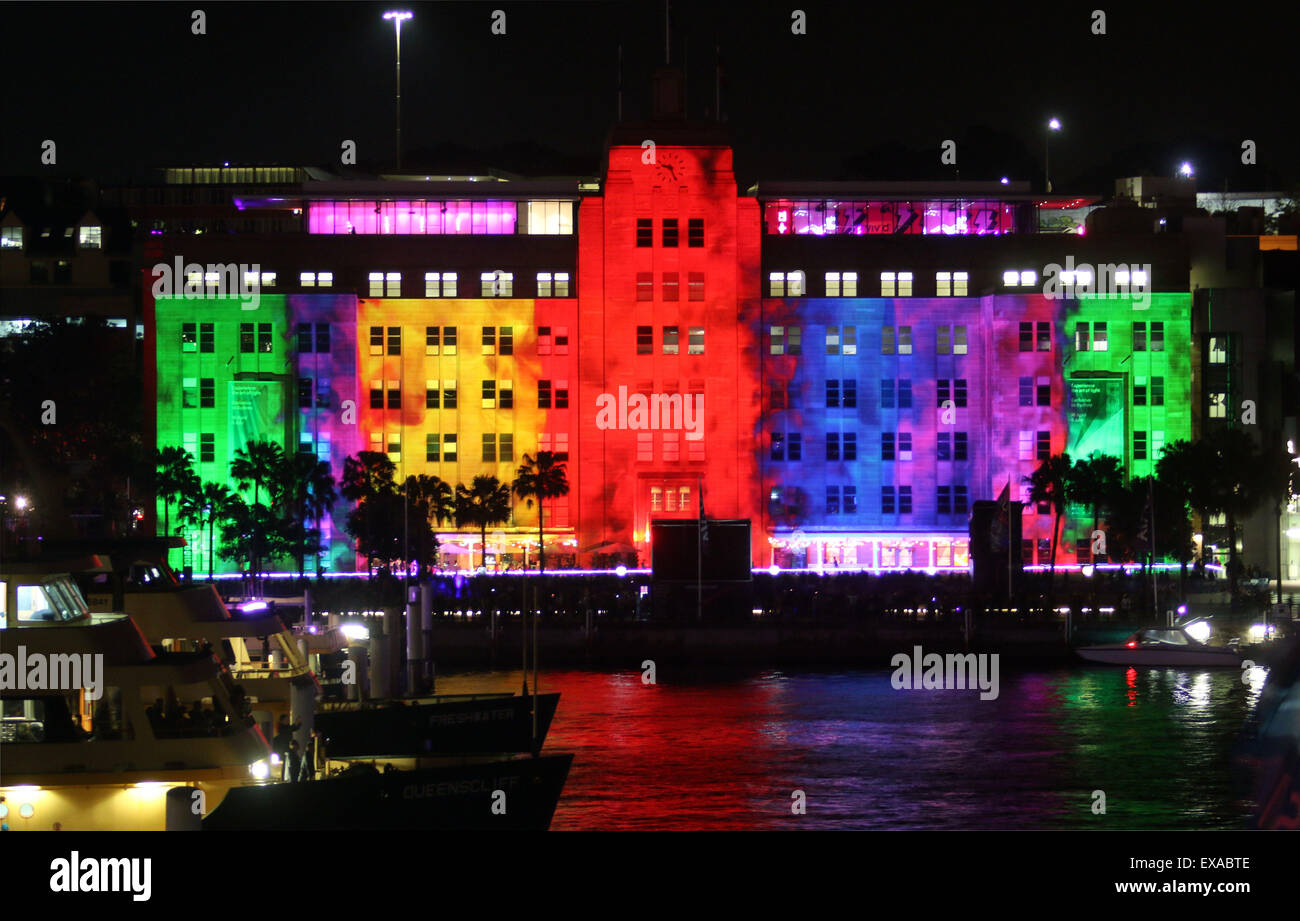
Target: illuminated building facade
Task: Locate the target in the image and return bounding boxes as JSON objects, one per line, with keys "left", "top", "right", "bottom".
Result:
{"left": 145, "top": 125, "right": 1204, "bottom": 575}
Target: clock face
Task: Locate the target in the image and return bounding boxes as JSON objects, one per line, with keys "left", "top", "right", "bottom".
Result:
{"left": 654, "top": 153, "right": 684, "bottom": 183}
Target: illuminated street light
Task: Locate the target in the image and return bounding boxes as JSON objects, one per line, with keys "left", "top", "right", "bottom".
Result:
{"left": 383, "top": 11, "right": 413, "bottom": 170}
{"left": 1179, "top": 161, "right": 1194, "bottom": 177}
{"left": 14, "top": 495, "right": 28, "bottom": 511}
{"left": 1045, "top": 118, "right": 1062, "bottom": 193}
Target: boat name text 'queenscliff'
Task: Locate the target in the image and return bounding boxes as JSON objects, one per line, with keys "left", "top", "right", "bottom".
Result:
{"left": 49, "top": 852, "right": 151, "bottom": 902}
{"left": 404, "top": 776, "right": 521, "bottom": 798}
{"left": 0, "top": 647, "right": 104, "bottom": 700}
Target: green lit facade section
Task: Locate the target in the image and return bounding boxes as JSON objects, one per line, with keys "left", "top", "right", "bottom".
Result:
{"left": 155, "top": 294, "right": 291, "bottom": 573}
{"left": 1062, "top": 292, "right": 1193, "bottom": 549}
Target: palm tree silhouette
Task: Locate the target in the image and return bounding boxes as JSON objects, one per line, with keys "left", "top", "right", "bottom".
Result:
{"left": 180, "top": 481, "right": 236, "bottom": 581}
{"left": 512, "top": 452, "right": 569, "bottom": 579}
{"left": 455, "top": 475, "right": 512, "bottom": 570}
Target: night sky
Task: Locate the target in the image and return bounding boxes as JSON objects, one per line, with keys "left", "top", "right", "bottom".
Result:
{"left": 2, "top": 1, "right": 1297, "bottom": 193}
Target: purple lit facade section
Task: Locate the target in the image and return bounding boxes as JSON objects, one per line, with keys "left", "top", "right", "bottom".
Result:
{"left": 763, "top": 200, "right": 1025, "bottom": 236}
{"left": 307, "top": 200, "right": 518, "bottom": 235}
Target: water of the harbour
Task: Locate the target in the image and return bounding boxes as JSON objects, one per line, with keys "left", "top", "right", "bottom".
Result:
{"left": 434, "top": 665, "right": 1269, "bottom": 830}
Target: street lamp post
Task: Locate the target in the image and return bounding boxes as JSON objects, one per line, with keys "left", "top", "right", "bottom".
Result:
{"left": 1045, "top": 118, "right": 1061, "bottom": 193}
{"left": 383, "top": 11, "right": 412, "bottom": 171}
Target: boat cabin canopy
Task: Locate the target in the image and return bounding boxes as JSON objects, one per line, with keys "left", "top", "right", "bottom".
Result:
{"left": 1130, "top": 628, "right": 1197, "bottom": 647}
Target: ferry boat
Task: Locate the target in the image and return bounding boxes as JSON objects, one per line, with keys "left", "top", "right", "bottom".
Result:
{"left": 1075, "top": 626, "right": 1243, "bottom": 667}
{"left": 1, "top": 569, "right": 274, "bottom": 831}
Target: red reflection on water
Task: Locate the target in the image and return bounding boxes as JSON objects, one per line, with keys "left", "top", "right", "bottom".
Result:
{"left": 1126, "top": 667, "right": 1139, "bottom": 707}
{"left": 434, "top": 669, "right": 786, "bottom": 830}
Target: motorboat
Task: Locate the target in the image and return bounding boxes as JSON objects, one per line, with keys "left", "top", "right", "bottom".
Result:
{"left": 1075, "top": 626, "right": 1243, "bottom": 667}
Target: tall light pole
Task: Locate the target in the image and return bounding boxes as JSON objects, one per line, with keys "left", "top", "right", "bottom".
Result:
{"left": 1045, "top": 117, "right": 1061, "bottom": 193}
{"left": 383, "top": 11, "right": 412, "bottom": 170}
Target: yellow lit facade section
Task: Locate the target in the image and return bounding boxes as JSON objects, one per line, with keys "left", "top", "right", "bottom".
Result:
{"left": 355, "top": 297, "right": 579, "bottom": 542}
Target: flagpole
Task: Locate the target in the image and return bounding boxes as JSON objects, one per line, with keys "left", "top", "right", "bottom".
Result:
{"left": 1150, "top": 476, "right": 1159, "bottom": 623}
{"left": 1007, "top": 475, "right": 1014, "bottom": 602}
{"left": 697, "top": 473, "right": 703, "bottom": 624}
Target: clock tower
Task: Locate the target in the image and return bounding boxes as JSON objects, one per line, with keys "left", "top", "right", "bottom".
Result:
{"left": 574, "top": 99, "right": 763, "bottom": 565}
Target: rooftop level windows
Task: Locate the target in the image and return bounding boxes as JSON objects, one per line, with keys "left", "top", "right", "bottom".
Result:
{"left": 764, "top": 199, "right": 1023, "bottom": 235}
{"left": 309, "top": 200, "right": 520, "bottom": 235}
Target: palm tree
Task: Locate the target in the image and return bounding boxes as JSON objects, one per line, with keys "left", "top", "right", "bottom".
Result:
{"left": 1067, "top": 452, "right": 1124, "bottom": 557}
{"left": 230, "top": 440, "right": 286, "bottom": 508}
{"left": 279, "top": 452, "right": 338, "bottom": 577}
{"left": 1026, "top": 452, "right": 1072, "bottom": 592}
{"left": 154, "top": 446, "right": 199, "bottom": 540}
{"left": 340, "top": 452, "right": 400, "bottom": 579}
{"left": 512, "top": 452, "right": 570, "bottom": 578}
{"left": 180, "top": 481, "right": 236, "bottom": 581}
{"left": 455, "top": 475, "right": 512, "bottom": 570}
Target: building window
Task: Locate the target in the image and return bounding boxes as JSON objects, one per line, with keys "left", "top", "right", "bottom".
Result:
{"left": 663, "top": 272, "right": 679, "bottom": 301}
{"left": 499, "top": 380, "right": 514, "bottom": 409}
{"left": 538, "top": 380, "right": 552, "bottom": 409}
{"left": 771, "top": 433, "right": 785, "bottom": 461}
{"left": 881, "top": 379, "right": 896, "bottom": 409}
{"left": 385, "top": 326, "right": 400, "bottom": 355}
{"left": 768, "top": 271, "right": 805, "bottom": 296}
{"left": 882, "top": 487, "right": 896, "bottom": 514}
{"left": 1019, "top": 430, "right": 1034, "bottom": 461}
{"left": 662, "top": 432, "right": 680, "bottom": 462}
{"left": 637, "top": 272, "right": 653, "bottom": 301}
{"left": 938, "top": 486, "right": 951, "bottom": 515}
{"left": 1036, "top": 430, "right": 1051, "bottom": 460}
{"left": 637, "top": 326, "right": 653, "bottom": 354}
{"left": 770, "top": 325, "right": 801, "bottom": 355}
{"left": 662, "top": 218, "right": 679, "bottom": 247}
{"left": 78, "top": 225, "right": 102, "bottom": 248}
{"left": 526, "top": 201, "right": 573, "bottom": 235}
{"left": 825, "top": 271, "right": 858, "bottom": 296}
{"left": 553, "top": 326, "right": 569, "bottom": 354}
{"left": 897, "top": 379, "right": 912, "bottom": 408}
{"left": 238, "top": 323, "right": 254, "bottom": 353}
{"left": 1209, "top": 336, "right": 1228, "bottom": 364}
{"left": 297, "top": 378, "right": 312, "bottom": 409}
{"left": 899, "top": 486, "right": 913, "bottom": 514}
{"left": 425, "top": 271, "right": 457, "bottom": 296}
{"left": 1134, "top": 430, "right": 1147, "bottom": 461}
{"left": 537, "top": 271, "right": 570, "bottom": 297}
{"left": 537, "top": 326, "right": 554, "bottom": 355}
{"left": 369, "top": 380, "right": 383, "bottom": 410}
{"left": 1019, "top": 322, "right": 1033, "bottom": 352}
{"left": 688, "top": 218, "right": 704, "bottom": 247}
{"left": 199, "top": 434, "right": 215, "bottom": 464}
{"left": 636, "top": 218, "right": 653, "bottom": 247}
{"left": 1036, "top": 322, "right": 1050, "bottom": 352}
{"left": 1151, "top": 321, "right": 1164, "bottom": 351}
{"left": 1209, "top": 392, "right": 1227, "bottom": 418}
{"left": 827, "top": 433, "right": 840, "bottom": 462}
{"left": 688, "top": 272, "right": 704, "bottom": 300}
{"left": 843, "top": 432, "right": 857, "bottom": 461}
{"left": 936, "top": 271, "right": 968, "bottom": 296}
{"left": 368, "top": 326, "right": 383, "bottom": 356}
{"left": 538, "top": 433, "right": 570, "bottom": 462}
{"left": 182, "top": 323, "right": 197, "bottom": 352}
{"left": 637, "top": 433, "right": 654, "bottom": 463}
{"left": 0, "top": 227, "right": 23, "bottom": 249}
{"left": 1135, "top": 378, "right": 1147, "bottom": 406}
{"left": 201, "top": 377, "right": 215, "bottom": 408}
{"left": 385, "top": 380, "right": 400, "bottom": 409}
{"left": 826, "top": 486, "right": 841, "bottom": 515}
{"left": 481, "top": 380, "right": 496, "bottom": 409}
{"left": 481, "top": 271, "right": 513, "bottom": 297}
{"left": 688, "top": 327, "right": 705, "bottom": 355}
{"left": 826, "top": 379, "right": 856, "bottom": 408}
{"left": 937, "top": 379, "right": 967, "bottom": 408}
{"left": 482, "top": 327, "right": 497, "bottom": 356}
{"left": 426, "top": 380, "right": 440, "bottom": 409}
{"left": 1019, "top": 376, "right": 1033, "bottom": 406}
{"left": 882, "top": 433, "right": 895, "bottom": 461}
{"left": 663, "top": 326, "right": 679, "bottom": 355}
{"left": 1133, "top": 322, "right": 1147, "bottom": 352}
{"left": 184, "top": 377, "right": 199, "bottom": 410}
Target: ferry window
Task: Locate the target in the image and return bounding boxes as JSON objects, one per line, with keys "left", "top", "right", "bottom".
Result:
{"left": 17, "top": 584, "right": 59, "bottom": 622}
{"left": 1, "top": 698, "right": 47, "bottom": 742}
